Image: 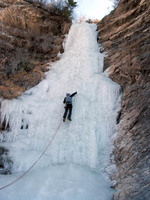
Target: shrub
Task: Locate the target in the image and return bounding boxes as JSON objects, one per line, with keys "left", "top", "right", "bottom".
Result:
{"left": 61, "top": 0, "right": 78, "bottom": 19}
{"left": 25, "top": 0, "right": 47, "bottom": 6}
{"left": 17, "top": 61, "right": 32, "bottom": 73}
{"left": 25, "top": 0, "right": 77, "bottom": 20}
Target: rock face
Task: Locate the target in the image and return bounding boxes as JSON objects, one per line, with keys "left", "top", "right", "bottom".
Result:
{"left": 97, "top": 0, "right": 150, "bottom": 199}
{"left": 0, "top": 0, "right": 71, "bottom": 99}
{"left": 0, "top": 147, "right": 13, "bottom": 174}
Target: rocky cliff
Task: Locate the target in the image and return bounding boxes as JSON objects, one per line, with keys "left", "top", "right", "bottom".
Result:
{"left": 97, "top": 0, "right": 150, "bottom": 199}
{"left": 0, "top": 0, "right": 71, "bottom": 99}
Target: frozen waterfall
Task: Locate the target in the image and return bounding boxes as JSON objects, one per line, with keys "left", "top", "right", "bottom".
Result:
{"left": 0, "top": 23, "right": 121, "bottom": 200}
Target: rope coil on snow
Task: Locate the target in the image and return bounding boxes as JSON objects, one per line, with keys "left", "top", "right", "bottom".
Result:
{"left": 0, "top": 119, "right": 62, "bottom": 191}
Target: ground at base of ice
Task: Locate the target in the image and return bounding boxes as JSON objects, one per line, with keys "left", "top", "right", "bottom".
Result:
{"left": 0, "top": 164, "right": 113, "bottom": 200}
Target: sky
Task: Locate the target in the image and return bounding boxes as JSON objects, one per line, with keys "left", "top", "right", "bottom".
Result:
{"left": 75, "top": 0, "right": 114, "bottom": 20}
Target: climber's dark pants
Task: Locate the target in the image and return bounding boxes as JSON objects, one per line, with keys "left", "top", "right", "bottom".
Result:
{"left": 63, "top": 104, "right": 72, "bottom": 119}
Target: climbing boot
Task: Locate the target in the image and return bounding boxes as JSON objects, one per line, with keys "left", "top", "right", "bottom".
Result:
{"left": 67, "top": 118, "right": 72, "bottom": 121}
{"left": 63, "top": 118, "right": 66, "bottom": 122}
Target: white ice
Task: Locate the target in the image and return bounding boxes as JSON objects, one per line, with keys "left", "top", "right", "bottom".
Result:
{"left": 0, "top": 23, "right": 121, "bottom": 200}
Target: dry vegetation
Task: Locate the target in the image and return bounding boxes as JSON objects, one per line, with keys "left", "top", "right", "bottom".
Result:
{"left": 0, "top": 0, "right": 76, "bottom": 99}
{"left": 1, "top": 7, "right": 27, "bottom": 30}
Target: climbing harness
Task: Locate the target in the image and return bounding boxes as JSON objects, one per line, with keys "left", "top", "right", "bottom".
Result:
{"left": 0, "top": 119, "right": 62, "bottom": 191}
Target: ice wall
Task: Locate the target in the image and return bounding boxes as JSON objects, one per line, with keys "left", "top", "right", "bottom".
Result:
{"left": 0, "top": 23, "right": 121, "bottom": 200}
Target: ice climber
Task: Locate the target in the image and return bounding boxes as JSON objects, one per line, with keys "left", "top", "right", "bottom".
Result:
{"left": 63, "top": 92, "right": 77, "bottom": 122}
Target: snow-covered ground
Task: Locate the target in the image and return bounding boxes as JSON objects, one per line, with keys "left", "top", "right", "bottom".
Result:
{"left": 0, "top": 23, "right": 121, "bottom": 200}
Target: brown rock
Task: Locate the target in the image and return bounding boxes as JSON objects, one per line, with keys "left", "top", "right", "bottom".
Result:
{"left": 97, "top": 0, "right": 150, "bottom": 199}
